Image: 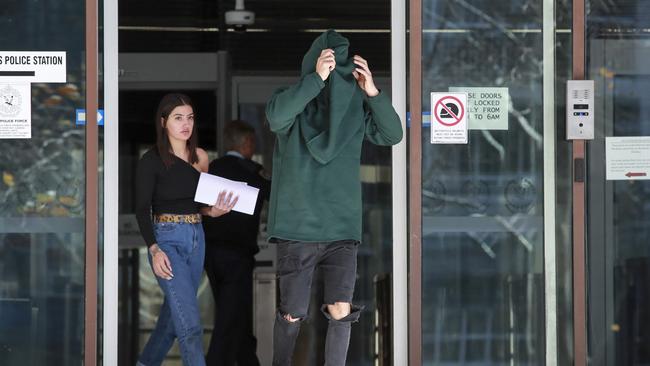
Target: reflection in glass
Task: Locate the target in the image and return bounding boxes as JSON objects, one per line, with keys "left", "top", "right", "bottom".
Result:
{"left": 587, "top": 1, "right": 650, "bottom": 360}
{"left": 0, "top": 2, "right": 87, "bottom": 365}
{"left": 420, "top": 0, "right": 549, "bottom": 364}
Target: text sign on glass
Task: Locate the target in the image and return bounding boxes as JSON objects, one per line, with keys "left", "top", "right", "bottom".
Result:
{"left": 0, "top": 83, "right": 31, "bottom": 139}
{"left": 430, "top": 92, "right": 468, "bottom": 144}
{"left": 0, "top": 52, "right": 67, "bottom": 83}
{"left": 449, "top": 87, "right": 509, "bottom": 130}
{"left": 605, "top": 136, "right": 650, "bottom": 180}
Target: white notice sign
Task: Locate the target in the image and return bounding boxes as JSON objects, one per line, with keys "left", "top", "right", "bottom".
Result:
{"left": 0, "top": 83, "right": 31, "bottom": 139}
{"left": 449, "top": 87, "right": 509, "bottom": 130}
{"left": 606, "top": 136, "right": 650, "bottom": 180}
{"left": 431, "top": 92, "right": 468, "bottom": 144}
{"left": 0, "top": 51, "right": 66, "bottom": 83}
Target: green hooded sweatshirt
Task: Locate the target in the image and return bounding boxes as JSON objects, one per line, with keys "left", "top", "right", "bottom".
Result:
{"left": 265, "top": 30, "right": 403, "bottom": 243}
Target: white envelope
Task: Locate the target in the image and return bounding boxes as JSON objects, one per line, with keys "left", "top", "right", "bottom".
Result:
{"left": 194, "top": 172, "right": 259, "bottom": 215}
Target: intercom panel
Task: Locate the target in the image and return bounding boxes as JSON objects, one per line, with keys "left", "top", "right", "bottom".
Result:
{"left": 566, "top": 80, "right": 595, "bottom": 140}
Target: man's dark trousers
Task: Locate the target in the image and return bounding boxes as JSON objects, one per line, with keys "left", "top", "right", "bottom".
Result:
{"left": 272, "top": 240, "right": 362, "bottom": 366}
{"left": 202, "top": 153, "right": 269, "bottom": 365}
{"left": 205, "top": 245, "right": 260, "bottom": 366}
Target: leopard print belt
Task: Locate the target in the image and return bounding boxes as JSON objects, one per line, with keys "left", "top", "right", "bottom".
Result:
{"left": 153, "top": 213, "right": 202, "bottom": 224}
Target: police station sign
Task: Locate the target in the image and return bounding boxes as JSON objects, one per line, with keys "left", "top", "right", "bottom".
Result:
{"left": 449, "top": 87, "right": 509, "bottom": 130}
{"left": 0, "top": 51, "right": 66, "bottom": 83}
{"left": 0, "top": 51, "right": 66, "bottom": 138}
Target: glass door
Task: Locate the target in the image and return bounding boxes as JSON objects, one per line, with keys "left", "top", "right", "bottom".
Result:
{"left": 0, "top": 0, "right": 101, "bottom": 365}
{"left": 409, "top": 0, "right": 572, "bottom": 364}
{"left": 586, "top": 1, "right": 650, "bottom": 364}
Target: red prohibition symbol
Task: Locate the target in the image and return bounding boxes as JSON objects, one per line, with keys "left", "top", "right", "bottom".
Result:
{"left": 434, "top": 96, "right": 465, "bottom": 127}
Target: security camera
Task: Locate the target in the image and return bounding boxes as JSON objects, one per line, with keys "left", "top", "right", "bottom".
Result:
{"left": 225, "top": 0, "right": 255, "bottom": 31}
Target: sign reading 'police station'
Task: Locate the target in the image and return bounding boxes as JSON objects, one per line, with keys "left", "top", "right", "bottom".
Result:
{"left": 0, "top": 52, "right": 66, "bottom": 83}
{"left": 0, "top": 51, "right": 66, "bottom": 139}
{"left": 449, "top": 87, "right": 509, "bottom": 130}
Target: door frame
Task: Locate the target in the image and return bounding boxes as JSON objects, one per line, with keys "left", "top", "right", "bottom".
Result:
{"left": 407, "top": 0, "right": 422, "bottom": 363}
{"left": 390, "top": 0, "right": 408, "bottom": 365}
{"left": 572, "top": 0, "right": 588, "bottom": 364}
{"left": 103, "top": 0, "right": 120, "bottom": 364}
{"left": 85, "top": 0, "right": 100, "bottom": 364}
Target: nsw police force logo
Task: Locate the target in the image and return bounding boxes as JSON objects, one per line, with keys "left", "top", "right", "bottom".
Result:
{"left": 0, "top": 85, "right": 23, "bottom": 117}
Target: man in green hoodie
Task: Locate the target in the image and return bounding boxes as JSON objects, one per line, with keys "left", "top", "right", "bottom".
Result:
{"left": 265, "top": 30, "right": 403, "bottom": 366}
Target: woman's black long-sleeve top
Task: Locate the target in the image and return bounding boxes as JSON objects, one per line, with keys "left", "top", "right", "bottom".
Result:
{"left": 135, "top": 148, "right": 201, "bottom": 247}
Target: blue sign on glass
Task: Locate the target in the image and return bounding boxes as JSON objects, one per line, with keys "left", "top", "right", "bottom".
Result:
{"left": 406, "top": 112, "right": 431, "bottom": 127}
{"left": 76, "top": 108, "right": 104, "bottom": 126}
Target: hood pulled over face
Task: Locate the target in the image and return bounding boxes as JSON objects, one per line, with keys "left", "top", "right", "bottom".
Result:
{"left": 300, "top": 29, "right": 355, "bottom": 78}
{"left": 296, "top": 30, "right": 364, "bottom": 165}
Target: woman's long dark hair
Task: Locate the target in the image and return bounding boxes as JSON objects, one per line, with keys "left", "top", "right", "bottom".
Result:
{"left": 155, "top": 93, "right": 199, "bottom": 168}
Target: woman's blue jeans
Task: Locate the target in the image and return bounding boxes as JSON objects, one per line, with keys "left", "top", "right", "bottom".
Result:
{"left": 137, "top": 222, "right": 206, "bottom": 366}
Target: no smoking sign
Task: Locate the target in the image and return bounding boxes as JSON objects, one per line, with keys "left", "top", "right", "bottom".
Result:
{"left": 431, "top": 92, "right": 468, "bottom": 144}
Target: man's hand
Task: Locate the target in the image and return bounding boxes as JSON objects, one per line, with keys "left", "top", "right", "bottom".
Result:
{"left": 352, "top": 55, "right": 379, "bottom": 97}
{"left": 149, "top": 244, "right": 173, "bottom": 280}
{"left": 316, "top": 49, "right": 336, "bottom": 81}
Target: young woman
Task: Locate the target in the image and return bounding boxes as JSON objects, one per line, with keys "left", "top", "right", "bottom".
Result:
{"left": 135, "top": 93, "right": 237, "bottom": 366}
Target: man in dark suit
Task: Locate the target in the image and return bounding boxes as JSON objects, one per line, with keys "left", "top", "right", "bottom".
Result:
{"left": 202, "top": 120, "right": 271, "bottom": 366}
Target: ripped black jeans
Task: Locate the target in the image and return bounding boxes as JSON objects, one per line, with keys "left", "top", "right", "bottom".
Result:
{"left": 272, "top": 240, "right": 362, "bottom": 366}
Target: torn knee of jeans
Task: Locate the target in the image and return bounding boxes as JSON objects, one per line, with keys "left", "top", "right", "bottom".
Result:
{"left": 321, "top": 302, "right": 351, "bottom": 320}
{"left": 284, "top": 314, "right": 301, "bottom": 323}
{"left": 277, "top": 310, "right": 305, "bottom": 323}
{"left": 321, "top": 304, "right": 364, "bottom": 322}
